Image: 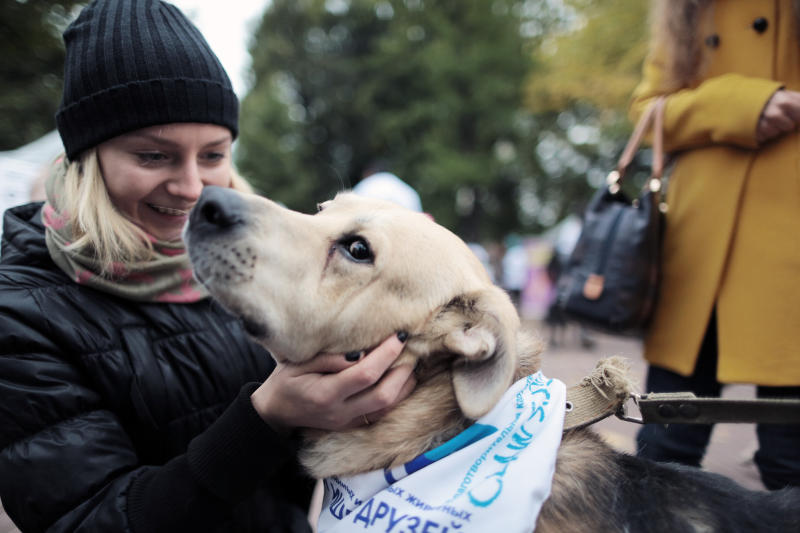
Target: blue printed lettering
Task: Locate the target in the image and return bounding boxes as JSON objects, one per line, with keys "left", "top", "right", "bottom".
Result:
{"left": 464, "top": 380, "right": 557, "bottom": 507}
{"left": 421, "top": 520, "right": 441, "bottom": 532}
{"left": 386, "top": 507, "right": 408, "bottom": 532}
{"left": 328, "top": 485, "right": 346, "bottom": 520}
{"left": 529, "top": 405, "right": 545, "bottom": 423}
{"left": 528, "top": 386, "right": 551, "bottom": 400}
{"left": 388, "top": 486, "right": 405, "bottom": 498}
{"left": 468, "top": 476, "right": 503, "bottom": 507}
{"left": 371, "top": 502, "right": 390, "bottom": 526}
{"left": 353, "top": 499, "right": 373, "bottom": 528}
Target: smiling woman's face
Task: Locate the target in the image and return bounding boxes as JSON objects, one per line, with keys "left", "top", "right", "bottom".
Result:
{"left": 96, "top": 123, "right": 233, "bottom": 242}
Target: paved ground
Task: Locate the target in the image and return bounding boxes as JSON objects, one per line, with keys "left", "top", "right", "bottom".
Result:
{"left": 0, "top": 323, "right": 766, "bottom": 533}
{"left": 537, "top": 321, "right": 765, "bottom": 491}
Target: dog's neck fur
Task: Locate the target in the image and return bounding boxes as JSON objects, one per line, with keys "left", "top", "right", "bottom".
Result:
{"left": 298, "top": 328, "right": 543, "bottom": 479}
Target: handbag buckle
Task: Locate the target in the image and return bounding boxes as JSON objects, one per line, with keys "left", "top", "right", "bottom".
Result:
{"left": 606, "top": 170, "right": 622, "bottom": 194}
{"left": 582, "top": 273, "right": 604, "bottom": 300}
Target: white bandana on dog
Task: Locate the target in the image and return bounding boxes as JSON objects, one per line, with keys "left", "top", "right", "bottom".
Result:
{"left": 318, "top": 372, "right": 566, "bottom": 533}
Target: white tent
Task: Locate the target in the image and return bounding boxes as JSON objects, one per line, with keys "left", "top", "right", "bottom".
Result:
{"left": 351, "top": 172, "right": 423, "bottom": 213}
{"left": 0, "top": 130, "right": 64, "bottom": 223}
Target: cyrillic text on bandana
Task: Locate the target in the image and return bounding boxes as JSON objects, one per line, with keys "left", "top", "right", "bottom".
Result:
{"left": 318, "top": 371, "right": 566, "bottom": 532}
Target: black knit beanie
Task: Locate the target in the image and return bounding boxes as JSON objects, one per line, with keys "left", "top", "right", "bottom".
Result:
{"left": 56, "top": 0, "right": 239, "bottom": 161}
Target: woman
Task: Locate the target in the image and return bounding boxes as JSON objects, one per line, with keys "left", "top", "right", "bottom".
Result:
{"left": 0, "top": 1, "right": 415, "bottom": 531}
{"left": 632, "top": 0, "right": 800, "bottom": 490}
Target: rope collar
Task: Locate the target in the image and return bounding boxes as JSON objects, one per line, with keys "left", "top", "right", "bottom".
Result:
{"left": 562, "top": 357, "right": 800, "bottom": 429}
{"left": 562, "top": 356, "right": 634, "bottom": 432}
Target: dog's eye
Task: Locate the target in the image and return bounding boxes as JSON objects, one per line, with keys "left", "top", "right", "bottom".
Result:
{"left": 339, "top": 237, "right": 373, "bottom": 263}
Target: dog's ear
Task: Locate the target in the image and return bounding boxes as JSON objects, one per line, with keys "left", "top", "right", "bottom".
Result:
{"left": 442, "top": 287, "right": 519, "bottom": 419}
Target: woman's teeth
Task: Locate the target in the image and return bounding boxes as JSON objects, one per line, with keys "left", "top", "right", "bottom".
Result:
{"left": 149, "top": 204, "right": 189, "bottom": 216}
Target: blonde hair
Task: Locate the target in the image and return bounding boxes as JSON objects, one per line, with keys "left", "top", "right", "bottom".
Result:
{"left": 650, "top": 0, "right": 713, "bottom": 90}
{"left": 60, "top": 149, "right": 253, "bottom": 273}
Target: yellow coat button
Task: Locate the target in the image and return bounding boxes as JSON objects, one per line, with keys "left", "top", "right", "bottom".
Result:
{"left": 752, "top": 17, "right": 768, "bottom": 34}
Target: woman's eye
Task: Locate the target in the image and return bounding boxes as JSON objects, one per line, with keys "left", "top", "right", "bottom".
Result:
{"left": 137, "top": 152, "right": 167, "bottom": 164}
{"left": 339, "top": 237, "right": 373, "bottom": 263}
{"left": 203, "top": 152, "right": 225, "bottom": 162}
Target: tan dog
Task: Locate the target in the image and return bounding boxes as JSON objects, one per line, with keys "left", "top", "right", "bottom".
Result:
{"left": 184, "top": 187, "right": 799, "bottom": 533}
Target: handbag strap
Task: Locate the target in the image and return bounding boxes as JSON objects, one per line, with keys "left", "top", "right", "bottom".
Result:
{"left": 607, "top": 96, "right": 666, "bottom": 193}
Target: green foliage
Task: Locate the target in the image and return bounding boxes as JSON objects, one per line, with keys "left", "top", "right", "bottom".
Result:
{"left": 525, "top": 0, "right": 650, "bottom": 112}
{"left": 0, "top": 0, "right": 83, "bottom": 151}
{"left": 238, "top": 0, "right": 651, "bottom": 241}
{"left": 521, "top": 0, "right": 652, "bottom": 213}
{"left": 238, "top": 0, "right": 569, "bottom": 240}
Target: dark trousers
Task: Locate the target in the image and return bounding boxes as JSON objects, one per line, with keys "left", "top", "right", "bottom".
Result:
{"left": 636, "top": 313, "right": 800, "bottom": 490}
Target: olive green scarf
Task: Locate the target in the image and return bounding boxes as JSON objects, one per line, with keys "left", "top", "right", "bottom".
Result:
{"left": 42, "top": 159, "right": 207, "bottom": 302}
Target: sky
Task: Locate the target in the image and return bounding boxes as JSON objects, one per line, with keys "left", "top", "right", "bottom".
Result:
{"left": 170, "top": 0, "right": 271, "bottom": 97}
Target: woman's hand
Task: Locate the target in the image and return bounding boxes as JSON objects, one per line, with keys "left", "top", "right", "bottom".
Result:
{"left": 250, "top": 332, "right": 416, "bottom": 434}
{"left": 757, "top": 89, "right": 800, "bottom": 144}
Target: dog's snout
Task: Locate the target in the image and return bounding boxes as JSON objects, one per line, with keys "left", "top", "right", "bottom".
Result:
{"left": 190, "top": 186, "right": 245, "bottom": 232}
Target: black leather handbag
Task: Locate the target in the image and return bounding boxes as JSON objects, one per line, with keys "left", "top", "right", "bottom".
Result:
{"left": 556, "top": 97, "right": 666, "bottom": 334}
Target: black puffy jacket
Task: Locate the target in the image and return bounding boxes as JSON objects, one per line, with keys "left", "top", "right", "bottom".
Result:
{"left": 0, "top": 203, "right": 314, "bottom": 533}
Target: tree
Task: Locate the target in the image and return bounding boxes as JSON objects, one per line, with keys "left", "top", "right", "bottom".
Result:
{"left": 238, "top": 0, "right": 567, "bottom": 241}
{"left": 526, "top": 0, "right": 649, "bottom": 113}
{"left": 0, "top": 0, "right": 83, "bottom": 150}
{"left": 523, "top": 0, "right": 652, "bottom": 201}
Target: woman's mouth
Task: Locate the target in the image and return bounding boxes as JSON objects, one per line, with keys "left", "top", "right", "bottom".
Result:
{"left": 148, "top": 203, "right": 190, "bottom": 217}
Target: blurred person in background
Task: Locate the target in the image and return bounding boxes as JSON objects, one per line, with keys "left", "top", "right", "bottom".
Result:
{"left": 501, "top": 234, "right": 528, "bottom": 309}
{"left": 352, "top": 164, "right": 498, "bottom": 285}
{"left": 352, "top": 163, "right": 424, "bottom": 213}
{"left": 0, "top": 1, "right": 414, "bottom": 531}
{"left": 632, "top": 0, "right": 800, "bottom": 490}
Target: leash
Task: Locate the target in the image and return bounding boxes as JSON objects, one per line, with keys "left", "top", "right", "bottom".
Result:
{"left": 618, "top": 393, "right": 800, "bottom": 425}
{"left": 562, "top": 358, "right": 800, "bottom": 431}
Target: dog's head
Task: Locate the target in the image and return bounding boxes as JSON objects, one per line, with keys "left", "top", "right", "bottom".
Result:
{"left": 184, "top": 186, "right": 527, "bottom": 438}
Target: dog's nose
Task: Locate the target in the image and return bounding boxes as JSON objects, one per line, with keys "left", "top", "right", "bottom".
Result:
{"left": 190, "top": 186, "right": 246, "bottom": 232}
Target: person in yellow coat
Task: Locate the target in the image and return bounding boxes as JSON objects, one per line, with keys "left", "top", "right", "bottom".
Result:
{"left": 631, "top": 0, "right": 800, "bottom": 490}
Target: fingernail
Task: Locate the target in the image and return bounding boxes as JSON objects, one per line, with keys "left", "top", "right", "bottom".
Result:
{"left": 345, "top": 350, "right": 363, "bottom": 362}
{"left": 396, "top": 331, "right": 409, "bottom": 342}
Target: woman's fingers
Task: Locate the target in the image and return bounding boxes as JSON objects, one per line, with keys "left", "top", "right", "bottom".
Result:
{"left": 344, "top": 363, "right": 417, "bottom": 428}
{"left": 331, "top": 332, "right": 409, "bottom": 398}
{"left": 285, "top": 331, "right": 408, "bottom": 377}
{"left": 290, "top": 351, "right": 363, "bottom": 374}
{"left": 251, "top": 332, "right": 413, "bottom": 432}
{"left": 358, "top": 366, "right": 418, "bottom": 425}
{"left": 782, "top": 90, "right": 800, "bottom": 122}
{"left": 758, "top": 90, "right": 800, "bottom": 143}
{"left": 758, "top": 115, "right": 792, "bottom": 143}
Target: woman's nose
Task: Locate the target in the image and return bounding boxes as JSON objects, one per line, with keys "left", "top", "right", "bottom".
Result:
{"left": 166, "top": 159, "right": 204, "bottom": 199}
